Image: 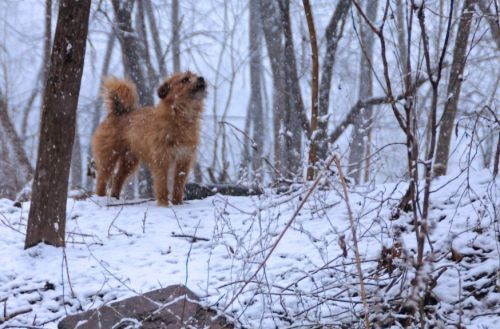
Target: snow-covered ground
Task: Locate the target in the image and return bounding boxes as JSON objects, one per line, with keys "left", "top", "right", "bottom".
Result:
{"left": 0, "top": 170, "right": 499, "bottom": 328}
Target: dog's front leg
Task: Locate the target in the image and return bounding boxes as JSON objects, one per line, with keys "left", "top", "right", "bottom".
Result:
{"left": 172, "top": 158, "right": 192, "bottom": 205}
{"left": 152, "top": 163, "right": 170, "bottom": 206}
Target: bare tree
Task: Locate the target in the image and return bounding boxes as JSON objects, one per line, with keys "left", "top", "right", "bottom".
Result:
{"left": 246, "top": 0, "right": 264, "bottom": 182}
{"left": 172, "top": 0, "right": 181, "bottom": 72}
{"left": 25, "top": 0, "right": 91, "bottom": 249}
{"left": 86, "top": 32, "right": 116, "bottom": 191}
{"left": 259, "top": 1, "right": 314, "bottom": 180}
{"left": 280, "top": 0, "right": 308, "bottom": 179}
{"left": 20, "top": 0, "right": 52, "bottom": 141}
{"left": 144, "top": 1, "right": 167, "bottom": 77}
{"left": 316, "top": 0, "right": 351, "bottom": 161}
{"left": 494, "top": 132, "right": 500, "bottom": 176}
{"left": 70, "top": 124, "right": 83, "bottom": 189}
{"left": 348, "top": 0, "right": 378, "bottom": 184}
{"left": 111, "top": 0, "right": 154, "bottom": 197}
{"left": 136, "top": 0, "right": 158, "bottom": 90}
{"left": 0, "top": 91, "right": 33, "bottom": 199}
{"left": 111, "top": 0, "right": 154, "bottom": 107}
{"left": 302, "top": 0, "right": 319, "bottom": 180}
{"left": 259, "top": 0, "right": 287, "bottom": 177}
{"left": 478, "top": 0, "right": 500, "bottom": 49}
{"left": 434, "top": 0, "right": 478, "bottom": 176}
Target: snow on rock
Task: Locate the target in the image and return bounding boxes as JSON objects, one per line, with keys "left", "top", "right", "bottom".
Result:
{"left": 0, "top": 171, "right": 499, "bottom": 328}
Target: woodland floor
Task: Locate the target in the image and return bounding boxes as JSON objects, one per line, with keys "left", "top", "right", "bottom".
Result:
{"left": 0, "top": 170, "right": 499, "bottom": 328}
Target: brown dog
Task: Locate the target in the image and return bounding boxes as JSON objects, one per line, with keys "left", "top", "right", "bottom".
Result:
{"left": 92, "top": 72, "right": 207, "bottom": 205}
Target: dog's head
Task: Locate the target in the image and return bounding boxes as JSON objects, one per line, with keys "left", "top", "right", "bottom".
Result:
{"left": 157, "top": 71, "right": 208, "bottom": 104}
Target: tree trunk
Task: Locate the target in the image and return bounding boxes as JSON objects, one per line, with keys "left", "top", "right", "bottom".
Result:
{"left": 111, "top": 0, "right": 154, "bottom": 197}
{"left": 172, "top": 0, "right": 181, "bottom": 72}
{"left": 478, "top": 0, "right": 500, "bottom": 49}
{"left": 0, "top": 92, "right": 33, "bottom": 199}
{"left": 136, "top": 0, "right": 158, "bottom": 89}
{"left": 111, "top": 0, "right": 153, "bottom": 106}
{"left": 259, "top": 0, "right": 286, "bottom": 177}
{"left": 20, "top": 0, "right": 52, "bottom": 141}
{"left": 395, "top": 0, "right": 408, "bottom": 84}
{"left": 303, "top": 0, "right": 319, "bottom": 180}
{"left": 71, "top": 124, "right": 83, "bottom": 189}
{"left": 348, "top": 0, "right": 378, "bottom": 184}
{"left": 317, "top": 0, "right": 351, "bottom": 160}
{"left": 248, "top": 0, "right": 264, "bottom": 182}
{"left": 86, "top": 32, "right": 116, "bottom": 191}
{"left": 493, "top": 132, "right": 500, "bottom": 176}
{"left": 434, "top": 0, "right": 477, "bottom": 176}
{"left": 25, "top": 0, "right": 91, "bottom": 249}
{"left": 240, "top": 101, "right": 252, "bottom": 179}
{"left": 280, "top": 0, "right": 306, "bottom": 179}
{"left": 144, "top": 1, "right": 167, "bottom": 77}
{"left": 482, "top": 75, "right": 500, "bottom": 169}
{"left": 20, "top": 69, "right": 42, "bottom": 141}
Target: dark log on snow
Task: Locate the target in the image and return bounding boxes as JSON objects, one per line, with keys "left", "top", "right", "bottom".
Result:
{"left": 13, "top": 182, "right": 262, "bottom": 207}
{"left": 184, "top": 182, "right": 263, "bottom": 200}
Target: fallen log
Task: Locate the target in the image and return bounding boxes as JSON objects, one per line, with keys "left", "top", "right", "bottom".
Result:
{"left": 184, "top": 182, "right": 263, "bottom": 200}
{"left": 13, "top": 183, "right": 263, "bottom": 207}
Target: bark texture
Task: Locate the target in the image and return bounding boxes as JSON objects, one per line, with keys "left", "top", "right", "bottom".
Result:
{"left": 280, "top": 0, "right": 306, "bottom": 178}
{"left": 111, "top": 0, "right": 154, "bottom": 197}
{"left": 71, "top": 125, "right": 82, "bottom": 188}
{"left": 317, "top": 0, "right": 351, "bottom": 160}
{"left": 259, "top": 0, "right": 311, "bottom": 180}
{"left": 25, "top": 0, "right": 91, "bottom": 249}
{"left": 303, "top": 0, "right": 319, "bottom": 180}
{"left": 348, "top": 0, "right": 378, "bottom": 183}
{"left": 478, "top": 0, "right": 500, "bottom": 49}
{"left": 259, "top": 0, "right": 286, "bottom": 176}
{"left": 111, "top": 0, "right": 153, "bottom": 107}
{"left": 434, "top": 0, "right": 477, "bottom": 176}
{"left": 136, "top": 0, "right": 157, "bottom": 90}
{"left": 86, "top": 32, "right": 116, "bottom": 191}
{"left": 144, "top": 1, "right": 167, "bottom": 77}
{"left": 172, "top": 0, "right": 181, "bottom": 72}
{"left": 0, "top": 92, "right": 33, "bottom": 199}
{"left": 248, "top": 0, "right": 264, "bottom": 181}
{"left": 20, "top": 0, "right": 52, "bottom": 140}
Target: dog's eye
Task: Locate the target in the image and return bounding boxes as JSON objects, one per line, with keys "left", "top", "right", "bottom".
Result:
{"left": 181, "top": 77, "right": 190, "bottom": 84}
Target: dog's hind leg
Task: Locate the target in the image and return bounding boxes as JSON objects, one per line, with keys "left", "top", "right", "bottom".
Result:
{"left": 111, "top": 153, "right": 139, "bottom": 199}
{"left": 95, "top": 153, "right": 119, "bottom": 196}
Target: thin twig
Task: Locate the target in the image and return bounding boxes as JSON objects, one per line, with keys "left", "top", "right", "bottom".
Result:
{"left": 107, "top": 206, "right": 124, "bottom": 238}
{"left": 171, "top": 233, "right": 210, "bottom": 242}
{"left": 333, "top": 156, "right": 370, "bottom": 328}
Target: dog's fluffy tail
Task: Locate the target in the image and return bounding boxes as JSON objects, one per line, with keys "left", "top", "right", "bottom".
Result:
{"left": 102, "top": 76, "right": 138, "bottom": 115}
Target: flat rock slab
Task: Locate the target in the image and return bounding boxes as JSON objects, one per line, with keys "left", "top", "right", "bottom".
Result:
{"left": 58, "top": 285, "right": 234, "bottom": 329}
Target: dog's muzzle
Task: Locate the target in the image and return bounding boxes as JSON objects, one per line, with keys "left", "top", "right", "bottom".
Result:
{"left": 194, "top": 77, "right": 206, "bottom": 91}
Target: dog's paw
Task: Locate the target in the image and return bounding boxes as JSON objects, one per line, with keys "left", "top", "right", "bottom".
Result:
{"left": 157, "top": 199, "right": 170, "bottom": 207}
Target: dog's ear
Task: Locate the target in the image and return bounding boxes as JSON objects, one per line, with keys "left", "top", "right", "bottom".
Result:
{"left": 157, "top": 82, "right": 170, "bottom": 99}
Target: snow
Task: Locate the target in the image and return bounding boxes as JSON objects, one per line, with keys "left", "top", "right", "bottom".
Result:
{"left": 66, "top": 43, "right": 72, "bottom": 54}
{"left": 0, "top": 170, "right": 499, "bottom": 328}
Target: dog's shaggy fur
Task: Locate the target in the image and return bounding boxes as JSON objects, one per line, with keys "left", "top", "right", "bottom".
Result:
{"left": 92, "top": 72, "right": 207, "bottom": 205}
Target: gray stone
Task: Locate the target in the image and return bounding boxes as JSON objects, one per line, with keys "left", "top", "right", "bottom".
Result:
{"left": 58, "top": 285, "right": 234, "bottom": 329}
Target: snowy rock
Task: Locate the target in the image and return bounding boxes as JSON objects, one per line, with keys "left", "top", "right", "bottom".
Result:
{"left": 57, "top": 284, "right": 234, "bottom": 329}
